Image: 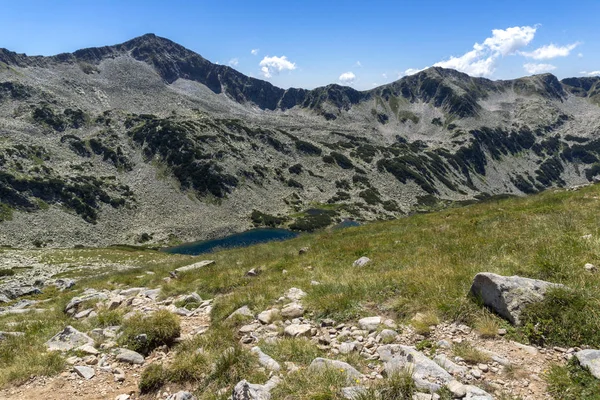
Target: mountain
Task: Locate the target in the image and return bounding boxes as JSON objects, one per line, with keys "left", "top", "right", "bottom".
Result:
{"left": 1, "top": 33, "right": 600, "bottom": 248}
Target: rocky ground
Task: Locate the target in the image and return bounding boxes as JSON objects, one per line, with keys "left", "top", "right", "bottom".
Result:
{"left": 0, "top": 248, "right": 588, "bottom": 400}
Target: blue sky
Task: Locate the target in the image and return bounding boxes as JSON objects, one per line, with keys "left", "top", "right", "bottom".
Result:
{"left": 1, "top": 0, "right": 599, "bottom": 90}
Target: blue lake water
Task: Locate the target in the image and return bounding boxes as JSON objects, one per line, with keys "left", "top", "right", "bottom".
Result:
{"left": 163, "top": 219, "right": 360, "bottom": 256}
{"left": 163, "top": 228, "right": 300, "bottom": 256}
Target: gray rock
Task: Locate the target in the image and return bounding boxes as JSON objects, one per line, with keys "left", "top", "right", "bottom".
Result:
{"left": 53, "top": 278, "right": 76, "bottom": 291}
{"left": 227, "top": 305, "right": 254, "bottom": 320}
{"left": 447, "top": 379, "right": 467, "bottom": 398}
{"left": 232, "top": 376, "right": 280, "bottom": 400}
{"left": 284, "top": 324, "right": 312, "bottom": 337}
{"left": 141, "top": 288, "right": 161, "bottom": 300}
{"left": 174, "top": 260, "right": 215, "bottom": 273}
{"left": 73, "top": 365, "right": 95, "bottom": 380}
{"left": 575, "top": 349, "right": 600, "bottom": 379}
{"left": 0, "top": 285, "right": 42, "bottom": 300}
{"left": 339, "top": 342, "right": 357, "bottom": 354}
{"left": 285, "top": 288, "right": 307, "bottom": 301}
{"left": 309, "top": 358, "right": 362, "bottom": 380}
{"left": 358, "top": 316, "right": 381, "bottom": 331}
{"left": 352, "top": 257, "right": 371, "bottom": 267}
{"left": 46, "top": 326, "right": 94, "bottom": 352}
{"left": 469, "top": 272, "right": 564, "bottom": 325}
{"left": 251, "top": 347, "right": 281, "bottom": 371}
{"left": 115, "top": 348, "right": 145, "bottom": 364}
{"left": 119, "top": 287, "right": 145, "bottom": 297}
{"left": 377, "top": 345, "right": 452, "bottom": 392}
{"left": 115, "top": 395, "right": 130, "bottom": 400}
{"left": 166, "top": 391, "right": 197, "bottom": 400}
{"left": 78, "top": 344, "right": 99, "bottom": 355}
{"left": 257, "top": 309, "right": 279, "bottom": 324}
{"left": 465, "top": 385, "right": 494, "bottom": 400}
{"left": 64, "top": 291, "right": 108, "bottom": 315}
{"left": 341, "top": 386, "right": 368, "bottom": 399}
{"left": 434, "top": 354, "right": 468, "bottom": 375}
{"left": 0, "top": 331, "right": 24, "bottom": 340}
{"left": 281, "top": 303, "right": 304, "bottom": 319}
{"left": 378, "top": 329, "right": 398, "bottom": 342}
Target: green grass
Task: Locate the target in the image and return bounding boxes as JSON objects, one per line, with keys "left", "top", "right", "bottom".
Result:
{"left": 118, "top": 309, "right": 181, "bottom": 355}
{"left": 547, "top": 359, "right": 600, "bottom": 399}
{"left": 3, "top": 185, "right": 600, "bottom": 394}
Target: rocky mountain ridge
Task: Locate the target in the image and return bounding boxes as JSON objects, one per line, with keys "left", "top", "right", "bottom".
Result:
{"left": 1, "top": 34, "right": 600, "bottom": 247}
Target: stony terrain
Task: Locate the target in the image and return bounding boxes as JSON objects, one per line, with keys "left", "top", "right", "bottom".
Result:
{"left": 0, "top": 249, "right": 572, "bottom": 400}
{"left": 1, "top": 34, "right": 600, "bottom": 247}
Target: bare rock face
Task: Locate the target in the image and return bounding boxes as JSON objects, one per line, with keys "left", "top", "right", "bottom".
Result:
{"left": 469, "top": 272, "right": 564, "bottom": 325}
{"left": 575, "top": 350, "right": 600, "bottom": 379}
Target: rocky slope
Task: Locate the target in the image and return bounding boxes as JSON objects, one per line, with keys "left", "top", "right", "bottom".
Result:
{"left": 1, "top": 33, "right": 600, "bottom": 247}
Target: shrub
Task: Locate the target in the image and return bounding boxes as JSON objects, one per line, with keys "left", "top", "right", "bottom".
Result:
{"left": 119, "top": 310, "right": 181, "bottom": 354}
{"left": 139, "top": 363, "right": 166, "bottom": 393}
{"left": 0, "top": 268, "right": 15, "bottom": 277}
{"left": 95, "top": 310, "right": 123, "bottom": 328}
{"left": 167, "top": 350, "right": 209, "bottom": 383}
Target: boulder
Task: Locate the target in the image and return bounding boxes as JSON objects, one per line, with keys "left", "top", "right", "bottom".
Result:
{"left": 73, "top": 365, "right": 95, "bottom": 380}
{"left": 575, "top": 350, "right": 600, "bottom": 379}
{"left": 46, "top": 326, "right": 94, "bottom": 352}
{"left": 0, "top": 331, "right": 24, "bottom": 341}
{"left": 446, "top": 379, "right": 467, "bottom": 397}
{"left": 434, "top": 354, "right": 468, "bottom": 375}
{"left": 281, "top": 303, "right": 304, "bottom": 319}
{"left": 251, "top": 347, "right": 281, "bottom": 371}
{"left": 0, "top": 285, "right": 42, "bottom": 300}
{"left": 174, "top": 260, "right": 215, "bottom": 273}
{"left": 309, "top": 358, "right": 362, "bottom": 380}
{"left": 339, "top": 342, "right": 357, "bottom": 354}
{"left": 232, "top": 376, "right": 280, "bottom": 400}
{"left": 465, "top": 385, "right": 494, "bottom": 400}
{"left": 469, "top": 272, "right": 564, "bottom": 325}
{"left": 115, "top": 348, "right": 145, "bottom": 364}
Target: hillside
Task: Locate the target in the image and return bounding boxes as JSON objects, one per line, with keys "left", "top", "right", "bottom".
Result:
{"left": 1, "top": 184, "right": 600, "bottom": 399}
{"left": 2, "top": 34, "right": 600, "bottom": 247}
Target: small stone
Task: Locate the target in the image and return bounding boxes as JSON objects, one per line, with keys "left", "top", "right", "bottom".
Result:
{"left": 298, "top": 247, "right": 309, "bottom": 255}
{"left": 226, "top": 305, "right": 253, "bottom": 320}
{"left": 447, "top": 379, "right": 467, "bottom": 398}
{"left": 115, "top": 348, "right": 145, "bottom": 365}
{"left": 115, "top": 395, "right": 130, "bottom": 400}
{"left": 286, "top": 288, "right": 307, "bottom": 301}
{"left": 585, "top": 263, "right": 597, "bottom": 272}
{"left": 281, "top": 303, "right": 304, "bottom": 319}
{"left": 478, "top": 363, "right": 489, "bottom": 372}
{"left": 257, "top": 309, "right": 279, "bottom": 324}
{"left": 497, "top": 328, "right": 507, "bottom": 336}
{"left": 339, "top": 342, "right": 357, "bottom": 354}
{"left": 73, "top": 365, "right": 95, "bottom": 380}
{"left": 358, "top": 316, "right": 381, "bottom": 332}
{"left": 284, "top": 324, "right": 312, "bottom": 337}
{"left": 352, "top": 257, "right": 371, "bottom": 267}
{"left": 471, "top": 369, "right": 482, "bottom": 379}
{"left": 113, "top": 368, "right": 126, "bottom": 382}
{"left": 78, "top": 344, "right": 99, "bottom": 355}
{"left": 166, "top": 391, "right": 197, "bottom": 400}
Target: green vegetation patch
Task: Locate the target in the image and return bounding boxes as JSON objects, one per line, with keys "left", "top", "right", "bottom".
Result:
{"left": 118, "top": 309, "right": 181, "bottom": 355}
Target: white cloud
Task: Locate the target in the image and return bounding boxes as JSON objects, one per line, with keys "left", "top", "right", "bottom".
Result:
{"left": 404, "top": 67, "right": 428, "bottom": 76}
{"left": 431, "top": 25, "right": 537, "bottom": 77}
{"left": 580, "top": 70, "right": 600, "bottom": 76}
{"left": 523, "top": 63, "right": 557, "bottom": 74}
{"left": 259, "top": 55, "right": 296, "bottom": 78}
{"left": 339, "top": 71, "right": 356, "bottom": 84}
{"left": 520, "top": 42, "right": 580, "bottom": 60}
{"left": 228, "top": 58, "right": 239, "bottom": 67}
{"left": 251, "top": 49, "right": 259, "bottom": 56}
{"left": 355, "top": 61, "right": 362, "bottom": 67}
{"left": 578, "top": 53, "right": 584, "bottom": 58}
{"left": 382, "top": 73, "right": 387, "bottom": 79}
